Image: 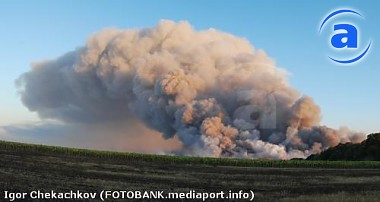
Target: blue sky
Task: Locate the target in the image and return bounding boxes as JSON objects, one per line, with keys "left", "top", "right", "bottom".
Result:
{"left": 0, "top": 0, "right": 379, "bottom": 133}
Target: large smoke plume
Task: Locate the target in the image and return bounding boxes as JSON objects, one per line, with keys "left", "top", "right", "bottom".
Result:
{"left": 17, "top": 20, "right": 364, "bottom": 159}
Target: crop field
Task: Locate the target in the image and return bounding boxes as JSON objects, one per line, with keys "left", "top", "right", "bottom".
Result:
{"left": 1, "top": 140, "right": 380, "bottom": 201}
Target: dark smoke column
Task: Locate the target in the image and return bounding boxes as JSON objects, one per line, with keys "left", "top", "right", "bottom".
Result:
{"left": 17, "top": 20, "right": 364, "bottom": 159}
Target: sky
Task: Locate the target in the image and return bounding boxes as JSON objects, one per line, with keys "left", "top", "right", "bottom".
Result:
{"left": 0, "top": 0, "right": 379, "bottom": 136}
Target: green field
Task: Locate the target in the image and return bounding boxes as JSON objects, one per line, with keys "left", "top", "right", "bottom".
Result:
{"left": 1, "top": 141, "right": 380, "bottom": 201}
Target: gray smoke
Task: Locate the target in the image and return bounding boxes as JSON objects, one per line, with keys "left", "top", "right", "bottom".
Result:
{"left": 17, "top": 20, "right": 364, "bottom": 159}
{"left": 0, "top": 121, "right": 181, "bottom": 154}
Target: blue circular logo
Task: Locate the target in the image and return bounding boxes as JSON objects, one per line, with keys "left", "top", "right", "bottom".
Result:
{"left": 319, "top": 9, "right": 372, "bottom": 64}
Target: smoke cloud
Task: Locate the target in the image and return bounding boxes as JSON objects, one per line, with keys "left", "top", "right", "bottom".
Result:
{"left": 1, "top": 121, "right": 182, "bottom": 153}
{"left": 16, "top": 20, "right": 364, "bottom": 159}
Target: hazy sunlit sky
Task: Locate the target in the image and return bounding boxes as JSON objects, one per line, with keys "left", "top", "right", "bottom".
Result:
{"left": 0, "top": 0, "right": 379, "bottom": 133}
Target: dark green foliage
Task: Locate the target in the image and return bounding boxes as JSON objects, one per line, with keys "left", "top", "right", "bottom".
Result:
{"left": 307, "top": 133, "right": 380, "bottom": 161}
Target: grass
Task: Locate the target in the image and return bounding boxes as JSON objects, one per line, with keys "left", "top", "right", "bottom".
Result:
{"left": 282, "top": 191, "right": 380, "bottom": 202}
{"left": 1, "top": 140, "right": 380, "bottom": 169}
{"left": 1, "top": 140, "right": 380, "bottom": 201}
